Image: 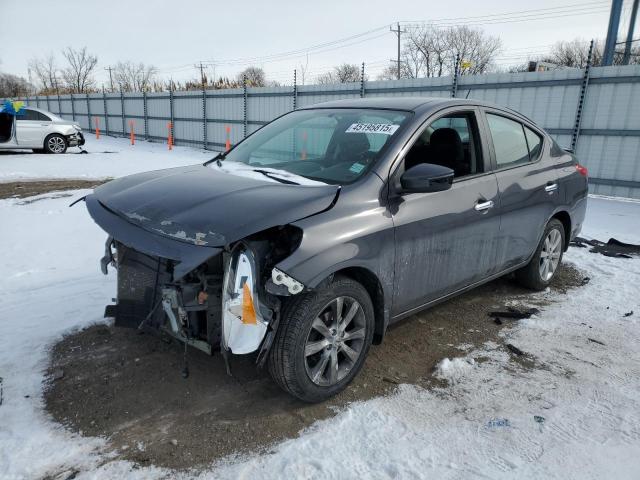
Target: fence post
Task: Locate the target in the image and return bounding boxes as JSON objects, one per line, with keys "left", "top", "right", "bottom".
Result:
{"left": 46, "top": 94, "right": 51, "bottom": 112}
{"left": 169, "top": 85, "right": 175, "bottom": 147}
{"left": 293, "top": 69, "right": 297, "bottom": 110}
{"left": 451, "top": 53, "right": 460, "bottom": 98}
{"left": 202, "top": 85, "right": 207, "bottom": 150}
{"left": 103, "top": 88, "right": 110, "bottom": 136}
{"left": 36, "top": 95, "right": 40, "bottom": 109}
{"left": 57, "top": 90, "right": 62, "bottom": 116}
{"left": 243, "top": 75, "right": 247, "bottom": 138}
{"left": 70, "top": 94, "right": 76, "bottom": 122}
{"left": 570, "top": 40, "right": 594, "bottom": 154}
{"left": 143, "top": 90, "right": 149, "bottom": 140}
{"left": 86, "top": 93, "right": 92, "bottom": 133}
{"left": 360, "top": 62, "right": 366, "bottom": 98}
{"left": 120, "top": 90, "right": 126, "bottom": 137}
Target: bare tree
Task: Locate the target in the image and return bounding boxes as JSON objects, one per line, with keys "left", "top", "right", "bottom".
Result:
{"left": 28, "top": 53, "right": 58, "bottom": 92}
{"left": 379, "top": 25, "right": 501, "bottom": 79}
{"left": 0, "top": 73, "right": 33, "bottom": 97}
{"left": 446, "top": 26, "right": 502, "bottom": 75}
{"left": 509, "top": 38, "right": 640, "bottom": 72}
{"left": 61, "top": 47, "right": 98, "bottom": 93}
{"left": 114, "top": 61, "right": 157, "bottom": 92}
{"left": 537, "top": 39, "right": 603, "bottom": 69}
{"left": 237, "top": 66, "right": 266, "bottom": 87}
{"left": 317, "top": 63, "right": 363, "bottom": 84}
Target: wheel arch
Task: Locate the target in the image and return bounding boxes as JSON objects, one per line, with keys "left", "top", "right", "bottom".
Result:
{"left": 321, "top": 266, "right": 387, "bottom": 345}
{"left": 551, "top": 210, "right": 571, "bottom": 251}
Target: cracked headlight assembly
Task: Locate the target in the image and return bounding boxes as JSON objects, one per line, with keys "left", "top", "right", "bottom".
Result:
{"left": 222, "top": 245, "right": 268, "bottom": 354}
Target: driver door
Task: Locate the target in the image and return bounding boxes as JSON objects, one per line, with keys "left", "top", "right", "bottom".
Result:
{"left": 389, "top": 108, "right": 500, "bottom": 317}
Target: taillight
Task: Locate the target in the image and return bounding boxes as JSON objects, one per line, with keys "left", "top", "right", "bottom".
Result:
{"left": 575, "top": 164, "right": 588, "bottom": 177}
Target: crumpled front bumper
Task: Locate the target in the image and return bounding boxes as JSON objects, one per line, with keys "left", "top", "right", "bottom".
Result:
{"left": 67, "top": 131, "right": 85, "bottom": 146}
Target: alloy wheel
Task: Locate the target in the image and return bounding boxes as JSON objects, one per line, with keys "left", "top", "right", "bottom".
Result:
{"left": 539, "top": 228, "right": 562, "bottom": 281}
{"left": 48, "top": 136, "right": 66, "bottom": 153}
{"left": 304, "top": 296, "right": 366, "bottom": 387}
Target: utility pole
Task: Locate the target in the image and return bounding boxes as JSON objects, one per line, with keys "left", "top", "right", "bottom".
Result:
{"left": 623, "top": 0, "right": 640, "bottom": 65}
{"left": 390, "top": 22, "right": 406, "bottom": 80}
{"left": 196, "top": 62, "right": 206, "bottom": 88}
{"left": 104, "top": 66, "right": 115, "bottom": 92}
{"left": 603, "top": 0, "right": 624, "bottom": 66}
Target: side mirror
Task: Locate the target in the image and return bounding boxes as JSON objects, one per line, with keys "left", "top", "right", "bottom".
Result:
{"left": 400, "top": 163, "right": 454, "bottom": 193}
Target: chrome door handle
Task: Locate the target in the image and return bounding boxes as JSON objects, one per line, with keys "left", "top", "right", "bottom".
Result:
{"left": 545, "top": 183, "right": 558, "bottom": 194}
{"left": 475, "top": 200, "right": 494, "bottom": 212}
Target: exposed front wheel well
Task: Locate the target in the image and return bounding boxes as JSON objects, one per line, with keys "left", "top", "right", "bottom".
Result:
{"left": 551, "top": 211, "right": 571, "bottom": 251}
{"left": 330, "top": 267, "right": 386, "bottom": 345}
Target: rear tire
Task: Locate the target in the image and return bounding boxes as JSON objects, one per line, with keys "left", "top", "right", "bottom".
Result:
{"left": 515, "top": 218, "right": 565, "bottom": 290}
{"left": 268, "top": 275, "right": 374, "bottom": 403}
{"left": 44, "top": 134, "right": 68, "bottom": 154}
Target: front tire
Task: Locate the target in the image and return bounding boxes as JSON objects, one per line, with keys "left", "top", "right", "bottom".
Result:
{"left": 515, "top": 218, "right": 565, "bottom": 290}
{"left": 44, "top": 134, "right": 68, "bottom": 154}
{"left": 268, "top": 276, "right": 374, "bottom": 402}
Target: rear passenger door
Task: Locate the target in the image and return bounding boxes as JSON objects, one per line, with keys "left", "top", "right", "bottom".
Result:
{"left": 481, "top": 109, "right": 559, "bottom": 272}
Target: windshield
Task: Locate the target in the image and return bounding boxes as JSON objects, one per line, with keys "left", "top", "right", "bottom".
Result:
{"left": 216, "top": 108, "right": 412, "bottom": 185}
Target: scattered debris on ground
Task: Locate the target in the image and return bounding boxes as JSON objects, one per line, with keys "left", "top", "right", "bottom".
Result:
{"left": 44, "top": 265, "right": 584, "bottom": 469}
{"left": 571, "top": 236, "right": 640, "bottom": 258}
{"left": 506, "top": 344, "right": 525, "bottom": 356}
{"left": 487, "top": 418, "right": 511, "bottom": 428}
{"left": 587, "top": 337, "right": 606, "bottom": 346}
{"left": 489, "top": 306, "right": 540, "bottom": 320}
{"left": 0, "top": 179, "right": 109, "bottom": 199}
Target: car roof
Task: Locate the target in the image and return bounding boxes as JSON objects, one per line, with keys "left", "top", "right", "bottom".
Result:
{"left": 300, "top": 96, "right": 537, "bottom": 126}
{"left": 23, "top": 105, "right": 54, "bottom": 115}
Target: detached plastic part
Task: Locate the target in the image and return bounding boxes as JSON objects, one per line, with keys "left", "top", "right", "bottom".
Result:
{"left": 271, "top": 267, "right": 304, "bottom": 295}
{"left": 221, "top": 245, "right": 269, "bottom": 354}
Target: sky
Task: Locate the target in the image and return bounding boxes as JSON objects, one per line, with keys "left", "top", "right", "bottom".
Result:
{"left": 0, "top": 0, "right": 636, "bottom": 87}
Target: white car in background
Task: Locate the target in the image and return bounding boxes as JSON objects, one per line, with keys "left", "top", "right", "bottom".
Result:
{"left": 0, "top": 106, "right": 85, "bottom": 154}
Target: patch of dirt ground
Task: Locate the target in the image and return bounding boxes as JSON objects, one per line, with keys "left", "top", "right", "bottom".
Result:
{"left": 44, "top": 264, "right": 585, "bottom": 471}
{"left": 0, "top": 179, "right": 109, "bottom": 199}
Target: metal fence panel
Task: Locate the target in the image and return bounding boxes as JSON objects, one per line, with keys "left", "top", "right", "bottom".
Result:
{"left": 8, "top": 65, "right": 640, "bottom": 198}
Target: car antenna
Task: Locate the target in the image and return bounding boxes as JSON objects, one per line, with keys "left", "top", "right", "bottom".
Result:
{"left": 204, "top": 150, "right": 226, "bottom": 166}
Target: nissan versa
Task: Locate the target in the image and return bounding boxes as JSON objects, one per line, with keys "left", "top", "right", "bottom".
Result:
{"left": 83, "top": 97, "right": 588, "bottom": 402}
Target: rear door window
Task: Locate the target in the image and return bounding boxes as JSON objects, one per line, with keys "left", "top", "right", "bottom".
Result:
{"left": 486, "top": 114, "right": 530, "bottom": 168}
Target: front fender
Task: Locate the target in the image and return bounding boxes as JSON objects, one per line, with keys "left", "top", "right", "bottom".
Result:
{"left": 274, "top": 178, "right": 395, "bottom": 337}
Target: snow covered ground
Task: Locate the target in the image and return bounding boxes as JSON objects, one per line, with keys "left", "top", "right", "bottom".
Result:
{"left": 0, "top": 135, "right": 212, "bottom": 182}
{"left": 0, "top": 137, "right": 639, "bottom": 479}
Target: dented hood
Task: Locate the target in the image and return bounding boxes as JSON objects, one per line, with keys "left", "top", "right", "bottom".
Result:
{"left": 87, "top": 164, "right": 339, "bottom": 248}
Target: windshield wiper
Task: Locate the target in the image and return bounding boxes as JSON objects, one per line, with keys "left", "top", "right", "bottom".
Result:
{"left": 252, "top": 169, "right": 300, "bottom": 185}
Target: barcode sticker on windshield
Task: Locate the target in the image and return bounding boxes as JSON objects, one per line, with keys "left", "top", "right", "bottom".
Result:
{"left": 346, "top": 123, "right": 400, "bottom": 135}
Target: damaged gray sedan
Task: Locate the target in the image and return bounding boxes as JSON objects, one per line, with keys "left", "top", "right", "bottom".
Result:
{"left": 84, "top": 97, "right": 587, "bottom": 402}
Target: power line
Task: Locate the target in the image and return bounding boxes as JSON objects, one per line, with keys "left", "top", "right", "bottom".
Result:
{"left": 400, "top": 1, "right": 608, "bottom": 23}
{"left": 151, "top": 1, "right": 610, "bottom": 76}
{"left": 404, "top": 6, "right": 610, "bottom": 28}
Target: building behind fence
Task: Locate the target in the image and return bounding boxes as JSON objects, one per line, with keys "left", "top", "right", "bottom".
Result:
{"left": 11, "top": 64, "right": 640, "bottom": 199}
